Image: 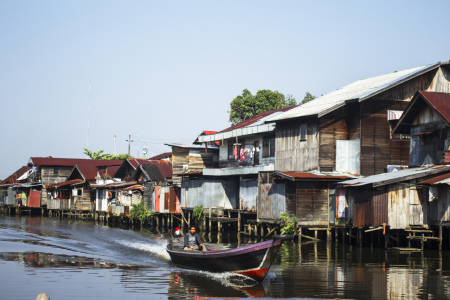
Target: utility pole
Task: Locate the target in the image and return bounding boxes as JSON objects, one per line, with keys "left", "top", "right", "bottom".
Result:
{"left": 114, "top": 135, "right": 117, "bottom": 155}
{"left": 126, "top": 135, "right": 133, "bottom": 155}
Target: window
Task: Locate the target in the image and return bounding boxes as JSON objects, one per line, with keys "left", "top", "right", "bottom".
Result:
{"left": 77, "top": 189, "right": 83, "bottom": 196}
{"left": 262, "top": 135, "right": 275, "bottom": 158}
{"left": 300, "top": 123, "right": 307, "bottom": 141}
{"left": 53, "top": 168, "right": 59, "bottom": 175}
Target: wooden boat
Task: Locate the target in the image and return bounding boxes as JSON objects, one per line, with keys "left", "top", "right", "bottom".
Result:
{"left": 166, "top": 235, "right": 290, "bottom": 282}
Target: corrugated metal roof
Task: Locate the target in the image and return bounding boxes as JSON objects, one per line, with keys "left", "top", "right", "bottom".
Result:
{"left": 29, "top": 157, "right": 123, "bottom": 167}
{"left": 120, "top": 184, "right": 144, "bottom": 191}
{"left": 340, "top": 165, "right": 450, "bottom": 187}
{"left": 197, "top": 108, "right": 296, "bottom": 143}
{"left": 165, "top": 143, "right": 219, "bottom": 150}
{"left": 271, "top": 171, "right": 357, "bottom": 181}
{"left": 219, "top": 107, "right": 295, "bottom": 132}
{"left": 419, "top": 91, "right": 450, "bottom": 124}
{"left": 268, "top": 62, "right": 446, "bottom": 122}
{"left": 91, "top": 181, "right": 137, "bottom": 189}
{"left": 69, "top": 164, "right": 121, "bottom": 182}
{"left": 148, "top": 152, "right": 172, "bottom": 160}
{"left": 393, "top": 91, "right": 450, "bottom": 134}
{"left": 139, "top": 164, "right": 166, "bottom": 181}
{"left": 419, "top": 172, "right": 450, "bottom": 185}
{"left": 0, "top": 166, "right": 30, "bottom": 184}
{"left": 45, "top": 179, "right": 84, "bottom": 189}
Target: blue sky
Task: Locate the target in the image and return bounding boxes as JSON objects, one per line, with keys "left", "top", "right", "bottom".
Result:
{"left": 1, "top": 0, "right": 449, "bottom": 178}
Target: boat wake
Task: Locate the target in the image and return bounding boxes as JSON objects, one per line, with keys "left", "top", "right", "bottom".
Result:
{"left": 188, "top": 269, "right": 260, "bottom": 288}
{"left": 114, "top": 238, "right": 171, "bottom": 261}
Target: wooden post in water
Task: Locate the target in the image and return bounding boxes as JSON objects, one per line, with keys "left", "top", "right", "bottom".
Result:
{"left": 439, "top": 226, "right": 443, "bottom": 251}
{"left": 385, "top": 227, "right": 389, "bottom": 249}
{"left": 237, "top": 211, "right": 241, "bottom": 233}
{"left": 298, "top": 226, "right": 302, "bottom": 244}
{"left": 334, "top": 227, "right": 338, "bottom": 243}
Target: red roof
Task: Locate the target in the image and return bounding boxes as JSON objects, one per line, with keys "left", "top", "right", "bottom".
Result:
{"left": 148, "top": 152, "right": 172, "bottom": 160}
{"left": 203, "top": 131, "right": 218, "bottom": 135}
{"left": 29, "top": 157, "right": 123, "bottom": 167}
{"left": 45, "top": 179, "right": 84, "bottom": 189}
{"left": 74, "top": 164, "right": 121, "bottom": 181}
{"left": 1, "top": 166, "right": 30, "bottom": 184}
{"left": 125, "top": 159, "right": 172, "bottom": 178}
{"left": 219, "top": 107, "right": 295, "bottom": 133}
{"left": 419, "top": 91, "right": 450, "bottom": 124}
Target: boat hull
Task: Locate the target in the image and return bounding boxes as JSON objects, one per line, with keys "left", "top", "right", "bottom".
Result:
{"left": 166, "top": 239, "right": 282, "bottom": 281}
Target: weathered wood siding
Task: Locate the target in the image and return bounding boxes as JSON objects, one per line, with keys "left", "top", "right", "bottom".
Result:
{"left": 352, "top": 187, "right": 388, "bottom": 228}
{"left": 172, "top": 147, "right": 218, "bottom": 174}
{"left": 409, "top": 108, "right": 450, "bottom": 167}
{"left": 172, "top": 148, "right": 190, "bottom": 174}
{"left": 318, "top": 112, "right": 349, "bottom": 171}
{"left": 73, "top": 187, "right": 93, "bottom": 211}
{"left": 430, "top": 185, "right": 450, "bottom": 223}
{"left": 360, "top": 100, "right": 410, "bottom": 176}
{"left": 275, "top": 118, "right": 319, "bottom": 172}
{"left": 296, "top": 182, "right": 329, "bottom": 226}
{"left": 388, "top": 183, "right": 410, "bottom": 229}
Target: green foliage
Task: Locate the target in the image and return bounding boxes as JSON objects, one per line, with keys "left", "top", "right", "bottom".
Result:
{"left": 192, "top": 205, "right": 204, "bottom": 221}
{"left": 279, "top": 212, "right": 298, "bottom": 235}
{"left": 83, "top": 148, "right": 133, "bottom": 161}
{"left": 130, "top": 200, "right": 152, "bottom": 227}
{"left": 301, "top": 92, "right": 316, "bottom": 104}
{"left": 229, "top": 89, "right": 297, "bottom": 125}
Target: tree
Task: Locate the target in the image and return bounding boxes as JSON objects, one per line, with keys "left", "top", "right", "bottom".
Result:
{"left": 83, "top": 148, "right": 133, "bottom": 160}
{"left": 229, "top": 89, "right": 297, "bottom": 125}
{"left": 301, "top": 92, "right": 316, "bottom": 104}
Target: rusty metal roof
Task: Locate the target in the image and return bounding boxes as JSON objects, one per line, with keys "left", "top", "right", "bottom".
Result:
{"left": 420, "top": 91, "right": 450, "bottom": 124}
{"left": 120, "top": 184, "right": 144, "bottom": 191}
{"left": 0, "top": 166, "right": 30, "bottom": 184}
{"left": 219, "top": 107, "right": 295, "bottom": 133}
{"left": 91, "top": 181, "right": 138, "bottom": 189}
{"left": 394, "top": 91, "right": 450, "bottom": 134}
{"left": 271, "top": 171, "right": 356, "bottom": 181}
{"left": 340, "top": 165, "right": 450, "bottom": 187}
{"left": 45, "top": 179, "right": 84, "bottom": 189}
{"left": 148, "top": 152, "right": 172, "bottom": 160}
{"left": 29, "top": 157, "right": 123, "bottom": 167}
{"left": 419, "top": 172, "right": 450, "bottom": 185}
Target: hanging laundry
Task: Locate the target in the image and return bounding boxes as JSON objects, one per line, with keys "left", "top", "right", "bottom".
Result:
{"left": 250, "top": 147, "right": 255, "bottom": 158}
{"left": 240, "top": 148, "right": 245, "bottom": 162}
{"left": 234, "top": 145, "right": 238, "bottom": 160}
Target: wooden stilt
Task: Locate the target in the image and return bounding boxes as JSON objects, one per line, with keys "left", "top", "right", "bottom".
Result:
{"left": 439, "top": 226, "right": 443, "bottom": 251}
{"left": 298, "top": 226, "right": 302, "bottom": 244}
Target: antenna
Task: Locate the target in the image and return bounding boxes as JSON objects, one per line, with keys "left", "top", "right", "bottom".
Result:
{"left": 87, "top": 77, "right": 91, "bottom": 148}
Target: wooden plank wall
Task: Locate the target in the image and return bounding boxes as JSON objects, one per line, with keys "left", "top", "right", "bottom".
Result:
{"left": 73, "top": 186, "right": 92, "bottom": 211}
{"left": 352, "top": 188, "right": 388, "bottom": 228}
{"left": 388, "top": 183, "right": 410, "bottom": 229}
{"left": 275, "top": 118, "right": 319, "bottom": 172}
{"left": 296, "top": 182, "right": 329, "bottom": 226}
{"left": 41, "top": 167, "right": 73, "bottom": 185}
{"left": 318, "top": 111, "right": 349, "bottom": 171}
{"left": 172, "top": 148, "right": 189, "bottom": 175}
{"left": 360, "top": 100, "right": 410, "bottom": 176}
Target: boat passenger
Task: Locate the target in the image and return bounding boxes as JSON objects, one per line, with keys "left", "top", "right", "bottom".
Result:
{"left": 184, "top": 226, "right": 203, "bottom": 251}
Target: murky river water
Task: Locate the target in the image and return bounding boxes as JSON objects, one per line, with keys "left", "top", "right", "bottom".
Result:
{"left": 1, "top": 215, "right": 450, "bottom": 299}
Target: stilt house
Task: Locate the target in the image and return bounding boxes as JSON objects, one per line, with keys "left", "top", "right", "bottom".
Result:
{"left": 259, "top": 61, "right": 450, "bottom": 225}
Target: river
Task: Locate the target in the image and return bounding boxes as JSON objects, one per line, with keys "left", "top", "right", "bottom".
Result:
{"left": 1, "top": 215, "right": 450, "bottom": 299}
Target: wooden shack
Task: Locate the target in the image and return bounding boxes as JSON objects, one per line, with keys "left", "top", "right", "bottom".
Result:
{"left": 339, "top": 165, "right": 450, "bottom": 229}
